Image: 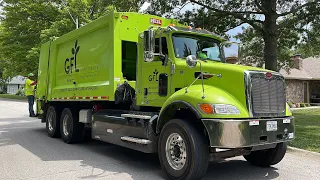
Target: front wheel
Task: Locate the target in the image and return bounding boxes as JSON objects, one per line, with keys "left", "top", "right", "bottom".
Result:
{"left": 158, "top": 119, "right": 209, "bottom": 180}
{"left": 244, "top": 142, "right": 287, "bottom": 167}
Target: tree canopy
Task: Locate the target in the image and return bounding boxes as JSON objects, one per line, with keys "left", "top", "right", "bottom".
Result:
{"left": 0, "top": 0, "right": 319, "bottom": 77}
{"left": 0, "top": 0, "right": 142, "bottom": 77}
{"left": 153, "top": 0, "right": 320, "bottom": 70}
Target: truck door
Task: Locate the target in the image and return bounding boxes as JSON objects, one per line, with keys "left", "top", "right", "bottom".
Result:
{"left": 138, "top": 37, "right": 171, "bottom": 107}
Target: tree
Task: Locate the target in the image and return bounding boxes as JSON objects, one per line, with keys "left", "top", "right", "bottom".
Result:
{"left": 0, "top": 67, "right": 10, "bottom": 93}
{"left": 296, "top": 16, "right": 320, "bottom": 58}
{"left": 0, "top": 0, "right": 60, "bottom": 76}
{"left": 0, "top": 0, "right": 142, "bottom": 77}
{"left": 154, "top": 0, "right": 320, "bottom": 71}
{"left": 236, "top": 25, "right": 299, "bottom": 71}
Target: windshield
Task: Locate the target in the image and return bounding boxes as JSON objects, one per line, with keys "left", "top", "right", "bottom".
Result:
{"left": 172, "top": 34, "right": 223, "bottom": 61}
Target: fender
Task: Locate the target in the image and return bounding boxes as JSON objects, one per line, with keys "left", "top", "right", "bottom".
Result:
{"left": 286, "top": 103, "right": 293, "bottom": 116}
{"left": 156, "top": 100, "right": 201, "bottom": 134}
{"left": 156, "top": 84, "right": 250, "bottom": 133}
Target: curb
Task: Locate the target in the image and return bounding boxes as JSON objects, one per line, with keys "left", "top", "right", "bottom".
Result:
{"left": 0, "top": 98, "right": 28, "bottom": 102}
{"left": 291, "top": 107, "right": 320, "bottom": 111}
{"left": 287, "top": 146, "right": 320, "bottom": 156}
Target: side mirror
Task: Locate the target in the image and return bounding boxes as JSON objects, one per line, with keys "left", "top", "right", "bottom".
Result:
{"left": 186, "top": 55, "right": 197, "bottom": 68}
{"left": 144, "top": 29, "right": 155, "bottom": 62}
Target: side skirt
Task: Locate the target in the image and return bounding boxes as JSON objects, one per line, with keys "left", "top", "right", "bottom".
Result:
{"left": 92, "top": 109, "right": 159, "bottom": 153}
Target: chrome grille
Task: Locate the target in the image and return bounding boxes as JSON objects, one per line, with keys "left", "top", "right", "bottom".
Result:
{"left": 245, "top": 71, "right": 286, "bottom": 117}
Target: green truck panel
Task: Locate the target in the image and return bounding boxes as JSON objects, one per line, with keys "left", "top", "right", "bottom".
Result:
{"left": 37, "top": 12, "right": 182, "bottom": 102}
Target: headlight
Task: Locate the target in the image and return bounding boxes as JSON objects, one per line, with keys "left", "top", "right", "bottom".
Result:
{"left": 198, "top": 104, "right": 240, "bottom": 115}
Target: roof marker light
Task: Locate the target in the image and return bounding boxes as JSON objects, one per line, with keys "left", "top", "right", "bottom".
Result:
{"left": 121, "top": 15, "right": 129, "bottom": 20}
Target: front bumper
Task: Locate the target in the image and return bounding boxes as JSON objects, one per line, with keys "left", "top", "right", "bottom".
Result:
{"left": 202, "top": 117, "right": 295, "bottom": 148}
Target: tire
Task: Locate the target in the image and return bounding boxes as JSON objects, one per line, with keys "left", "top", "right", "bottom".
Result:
{"left": 158, "top": 119, "right": 209, "bottom": 180}
{"left": 46, "top": 106, "right": 61, "bottom": 138}
{"left": 60, "top": 108, "right": 84, "bottom": 144}
{"left": 244, "top": 142, "right": 287, "bottom": 167}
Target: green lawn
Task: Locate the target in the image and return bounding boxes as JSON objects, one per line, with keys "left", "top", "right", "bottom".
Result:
{"left": 289, "top": 109, "right": 320, "bottom": 153}
{"left": 0, "top": 94, "right": 28, "bottom": 101}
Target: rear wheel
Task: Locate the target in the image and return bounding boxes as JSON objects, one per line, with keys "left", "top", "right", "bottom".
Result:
{"left": 244, "top": 142, "right": 287, "bottom": 167}
{"left": 60, "top": 108, "right": 84, "bottom": 144}
{"left": 158, "top": 119, "right": 209, "bottom": 180}
{"left": 46, "top": 106, "right": 60, "bottom": 138}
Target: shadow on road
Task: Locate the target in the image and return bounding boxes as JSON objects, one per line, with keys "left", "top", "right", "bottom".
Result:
{"left": 0, "top": 119, "right": 279, "bottom": 180}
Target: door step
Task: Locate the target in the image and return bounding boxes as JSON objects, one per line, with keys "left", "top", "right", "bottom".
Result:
{"left": 121, "top": 114, "right": 152, "bottom": 120}
{"left": 120, "top": 136, "right": 152, "bottom": 145}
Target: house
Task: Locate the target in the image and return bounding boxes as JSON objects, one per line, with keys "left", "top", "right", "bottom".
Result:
{"left": 7, "top": 75, "right": 26, "bottom": 95}
{"left": 232, "top": 54, "right": 319, "bottom": 104}
{"left": 279, "top": 55, "right": 320, "bottom": 104}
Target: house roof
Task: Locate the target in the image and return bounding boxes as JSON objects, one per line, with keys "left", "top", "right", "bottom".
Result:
{"left": 8, "top": 75, "right": 26, "bottom": 85}
{"left": 280, "top": 57, "right": 320, "bottom": 80}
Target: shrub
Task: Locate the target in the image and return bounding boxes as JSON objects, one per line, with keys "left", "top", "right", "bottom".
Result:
{"left": 15, "top": 89, "right": 25, "bottom": 96}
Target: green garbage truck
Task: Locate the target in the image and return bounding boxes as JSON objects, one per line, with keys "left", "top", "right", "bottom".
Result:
{"left": 36, "top": 11, "right": 295, "bottom": 180}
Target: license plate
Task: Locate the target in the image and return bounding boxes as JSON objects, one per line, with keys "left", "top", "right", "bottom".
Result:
{"left": 266, "top": 121, "right": 277, "bottom": 131}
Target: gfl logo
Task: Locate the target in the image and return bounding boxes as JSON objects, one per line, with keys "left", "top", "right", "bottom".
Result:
{"left": 64, "top": 40, "right": 80, "bottom": 74}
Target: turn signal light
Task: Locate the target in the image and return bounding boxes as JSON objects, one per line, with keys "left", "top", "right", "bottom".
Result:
{"left": 196, "top": 28, "right": 202, "bottom": 30}
{"left": 186, "top": 26, "right": 192, "bottom": 29}
{"left": 169, "top": 24, "right": 176, "bottom": 26}
{"left": 199, "top": 104, "right": 214, "bottom": 114}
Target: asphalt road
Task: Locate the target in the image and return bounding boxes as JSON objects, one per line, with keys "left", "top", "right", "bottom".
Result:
{"left": 0, "top": 99, "right": 319, "bottom": 180}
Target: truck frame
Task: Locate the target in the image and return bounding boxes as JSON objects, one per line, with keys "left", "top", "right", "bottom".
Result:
{"left": 36, "top": 11, "right": 295, "bottom": 180}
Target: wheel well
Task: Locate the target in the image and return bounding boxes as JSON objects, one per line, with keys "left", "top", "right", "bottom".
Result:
{"left": 157, "top": 102, "right": 210, "bottom": 145}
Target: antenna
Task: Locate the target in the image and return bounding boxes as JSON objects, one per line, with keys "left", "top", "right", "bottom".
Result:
{"left": 61, "top": 1, "right": 79, "bottom": 29}
{"left": 170, "top": 1, "right": 191, "bottom": 18}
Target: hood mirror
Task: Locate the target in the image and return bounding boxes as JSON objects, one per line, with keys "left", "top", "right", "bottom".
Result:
{"left": 186, "top": 55, "right": 198, "bottom": 68}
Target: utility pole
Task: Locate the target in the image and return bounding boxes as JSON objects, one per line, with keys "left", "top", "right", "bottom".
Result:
{"left": 61, "top": 1, "right": 79, "bottom": 29}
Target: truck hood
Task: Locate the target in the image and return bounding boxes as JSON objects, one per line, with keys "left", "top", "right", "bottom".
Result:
{"left": 176, "top": 60, "right": 271, "bottom": 109}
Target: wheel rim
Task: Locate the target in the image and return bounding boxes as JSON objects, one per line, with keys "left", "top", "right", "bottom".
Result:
{"left": 63, "top": 115, "right": 70, "bottom": 137}
{"left": 165, "top": 133, "right": 187, "bottom": 171}
{"left": 47, "top": 111, "right": 54, "bottom": 132}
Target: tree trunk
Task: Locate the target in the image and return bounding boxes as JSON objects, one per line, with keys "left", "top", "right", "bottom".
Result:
{"left": 263, "top": 32, "right": 278, "bottom": 71}
{"left": 262, "top": 0, "right": 278, "bottom": 71}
